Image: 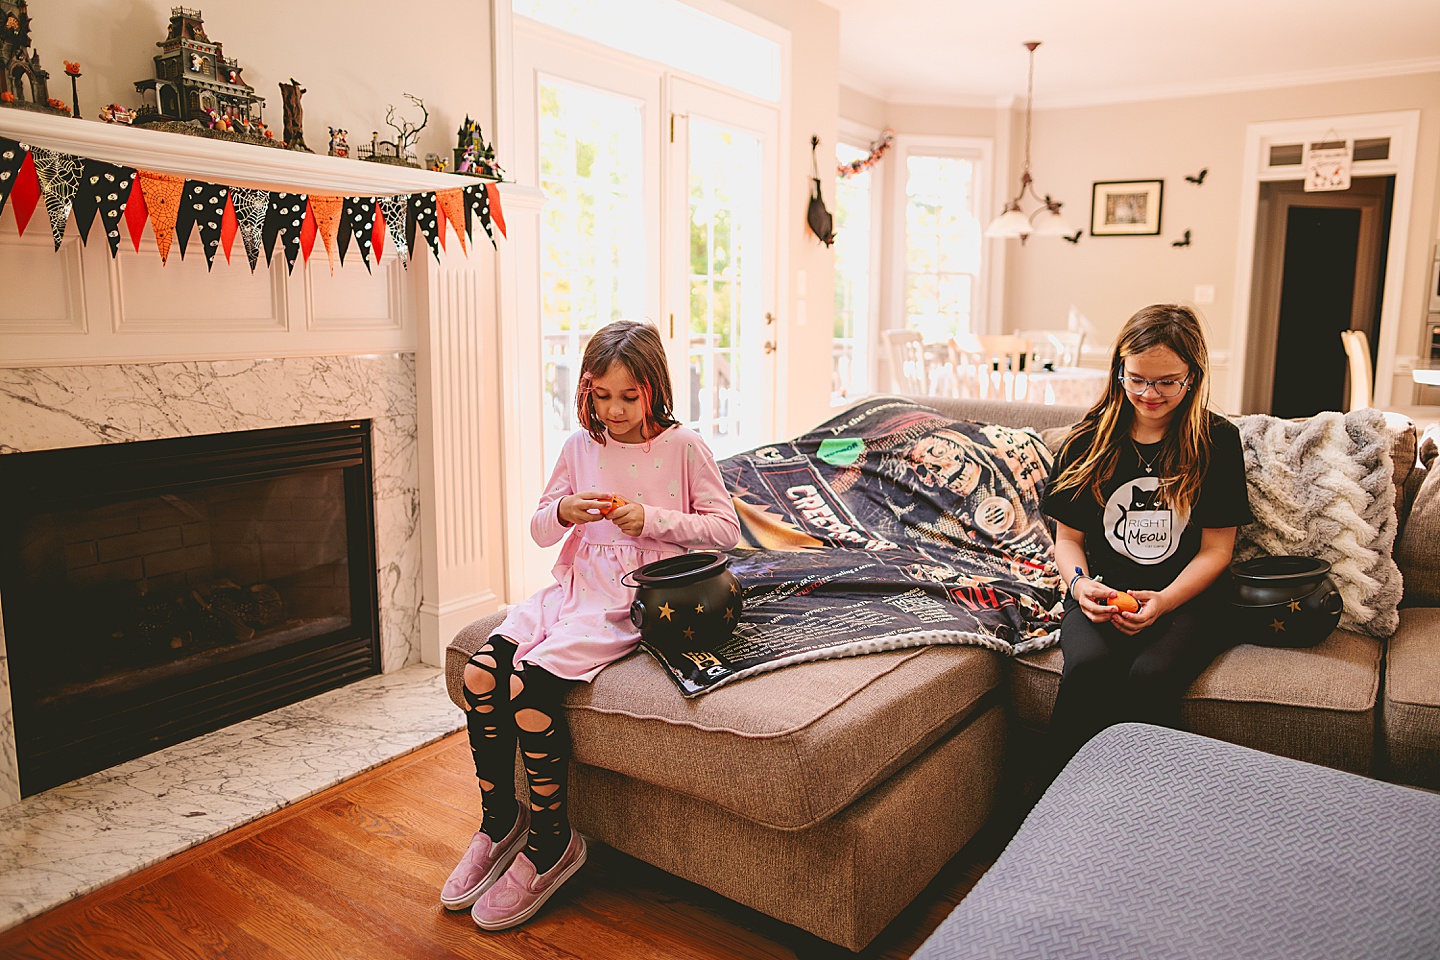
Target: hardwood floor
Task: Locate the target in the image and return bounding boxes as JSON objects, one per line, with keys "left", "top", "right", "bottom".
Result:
{"left": 0, "top": 733, "right": 1008, "bottom": 960}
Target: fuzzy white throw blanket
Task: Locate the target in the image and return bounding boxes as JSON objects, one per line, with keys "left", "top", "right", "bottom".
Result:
{"left": 1233, "top": 409, "right": 1402, "bottom": 637}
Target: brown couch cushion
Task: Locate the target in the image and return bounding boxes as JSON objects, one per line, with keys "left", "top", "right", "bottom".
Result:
{"left": 449, "top": 614, "right": 1003, "bottom": 830}
{"left": 1010, "top": 627, "right": 1381, "bottom": 773}
{"left": 1384, "top": 607, "right": 1440, "bottom": 788}
{"left": 1395, "top": 426, "right": 1440, "bottom": 605}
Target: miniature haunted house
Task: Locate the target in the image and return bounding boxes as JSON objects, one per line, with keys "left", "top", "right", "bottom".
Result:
{"left": 0, "top": 0, "right": 68, "bottom": 115}
{"left": 132, "top": 7, "right": 270, "bottom": 142}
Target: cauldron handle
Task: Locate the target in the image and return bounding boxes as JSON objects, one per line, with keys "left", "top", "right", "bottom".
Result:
{"left": 620, "top": 569, "right": 642, "bottom": 589}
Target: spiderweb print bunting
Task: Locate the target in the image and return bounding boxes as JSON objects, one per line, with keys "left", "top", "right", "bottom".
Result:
{"left": 30, "top": 147, "right": 82, "bottom": 250}
{"left": 230, "top": 187, "right": 270, "bottom": 272}
{"left": 72, "top": 159, "right": 134, "bottom": 256}
{"left": 378, "top": 194, "right": 408, "bottom": 267}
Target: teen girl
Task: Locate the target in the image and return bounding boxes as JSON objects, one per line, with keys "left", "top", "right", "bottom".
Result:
{"left": 1042, "top": 304, "right": 1252, "bottom": 765}
{"left": 442, "top": 320, "right": 740, "bottom": 929}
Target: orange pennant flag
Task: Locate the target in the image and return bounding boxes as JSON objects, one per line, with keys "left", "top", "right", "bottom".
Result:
{"left": 308, "top": 194, "right": 344, "bottom": 275}
{"left": 137, "top": 171, "right": 185, "bottom": 264}
{"left": 436, "top": 187, "right": 467, "bottom": 256}
{"left": 486, "top": 182, "right": 506, "bottom": 238}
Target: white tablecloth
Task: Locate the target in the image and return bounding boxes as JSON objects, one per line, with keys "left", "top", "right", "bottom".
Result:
{"left": 1023, "top": 367, "right": 1109, "bottom": 406}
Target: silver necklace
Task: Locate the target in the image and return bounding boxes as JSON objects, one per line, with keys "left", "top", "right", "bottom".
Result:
{"left": 1132, "top": 439, "right": 1162, "bottom": 475}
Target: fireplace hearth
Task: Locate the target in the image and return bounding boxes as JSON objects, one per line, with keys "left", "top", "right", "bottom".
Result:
{"left": 0, "top": 421, "right": 381, "bottom": 797}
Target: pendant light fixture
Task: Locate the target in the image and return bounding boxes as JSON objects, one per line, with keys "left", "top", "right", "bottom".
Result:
{"left": 985, "top": 41, "right": 1075, "bottom": 243}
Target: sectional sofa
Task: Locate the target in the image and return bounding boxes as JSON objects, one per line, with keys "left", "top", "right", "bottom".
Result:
{"left": 444, "top": 395, "right": 1440, "bottom": 951}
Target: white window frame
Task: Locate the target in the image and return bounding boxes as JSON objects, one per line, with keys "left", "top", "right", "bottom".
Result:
{"left": 834, "top": 119, "right": 886, "bottom": 403}
{"left": 886, "top": 134, "right": 995, "bottom": 346}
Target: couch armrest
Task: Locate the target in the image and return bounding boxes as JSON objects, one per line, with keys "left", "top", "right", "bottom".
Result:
{"left": 445, "top": 611, "right": 508, "bottom": 711}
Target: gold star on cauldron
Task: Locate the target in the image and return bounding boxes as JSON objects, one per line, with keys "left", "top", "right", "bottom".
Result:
{"left": 1288, "top": 600, "right": 1302, "bottom": 612}
{"left": 730, "top": 582, "right": 739, "bottom": 595}
{"left": 723, "top": 606, "right": 736, "bottom": 621}
{"left": 658, "top": 602, "right": 675, "bottom": 620}
{"left": 694, "top": 602, "right": 705, "bottom": 614}
{"left": 1270, "top": 618, "right": 1287, "bottom": 632}
{"left": 683, "top": 626, "right": 695, "bottom": 640}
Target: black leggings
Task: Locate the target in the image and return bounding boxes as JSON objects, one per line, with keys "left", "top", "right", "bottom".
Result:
{"left": 461, "top": 636, "right": 577, "bottom": 873}
{"left": 1048, "top": 592, "right": 1229, "bottom": 765}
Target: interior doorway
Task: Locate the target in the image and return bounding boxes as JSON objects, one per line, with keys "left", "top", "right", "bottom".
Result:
{"left": 1243, "top": 177, "right": 1391, "bottom": 417}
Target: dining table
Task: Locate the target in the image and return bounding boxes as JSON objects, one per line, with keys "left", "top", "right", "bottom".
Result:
{"left": 1022, "top": 365, "right": 1110, "bottom": 407}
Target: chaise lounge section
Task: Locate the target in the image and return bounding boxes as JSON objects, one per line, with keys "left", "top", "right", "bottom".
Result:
{"left": 445, "top": 395, "right": 1440, "bottom": 950}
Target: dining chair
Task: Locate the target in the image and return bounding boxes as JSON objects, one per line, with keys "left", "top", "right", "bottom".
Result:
{"left": 1340, "top": 329, "right": 1373, "bottom": 411}
{"left": 886, "top": 329, "right": 929, "bottom": 395}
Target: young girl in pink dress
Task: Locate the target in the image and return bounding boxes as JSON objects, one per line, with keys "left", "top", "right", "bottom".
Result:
{"left": 442, "top": 320, "right": 740, "bottom": 930}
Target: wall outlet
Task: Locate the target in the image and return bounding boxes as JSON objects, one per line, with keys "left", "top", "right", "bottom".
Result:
{"left": 1193, "top": 284, "right": 1216, "bottom": 304}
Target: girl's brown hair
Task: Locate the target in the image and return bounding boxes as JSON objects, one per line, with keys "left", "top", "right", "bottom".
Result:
{"left": 1049, "top": 304, "right": 1213, "bottom": 519}
{"left": 573, "top": 320, "right": 679, "bottom": 444}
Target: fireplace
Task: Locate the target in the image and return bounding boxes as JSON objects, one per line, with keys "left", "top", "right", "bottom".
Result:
{"left": 0, "top": 421, "right": 381, "bottom": 797}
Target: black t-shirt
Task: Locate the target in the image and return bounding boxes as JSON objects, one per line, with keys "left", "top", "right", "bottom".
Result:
{"left": 1043, "top": 412, "right": 1253, "bottom": 591}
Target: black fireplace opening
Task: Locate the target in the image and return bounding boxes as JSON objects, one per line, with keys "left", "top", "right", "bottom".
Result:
{"left": 0, "top": 421, "right": 381, "bottom": 797}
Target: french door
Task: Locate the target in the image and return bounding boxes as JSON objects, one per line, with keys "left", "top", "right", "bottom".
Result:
{"left": 667, "top": 78, "right": 777, "bottom": 460}
{"left": 512, "top": 24, "right": 778, "bottom": 594}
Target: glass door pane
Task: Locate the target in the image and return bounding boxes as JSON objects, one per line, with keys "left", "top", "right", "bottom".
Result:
{"left": 670, "top": 79, "right": 777, "bottom": 459}
{"left": 833, "top": 141, "right": 874, "bottom": 404}
{"left": 537, "top": 77, "right": 649, "bottom": 468}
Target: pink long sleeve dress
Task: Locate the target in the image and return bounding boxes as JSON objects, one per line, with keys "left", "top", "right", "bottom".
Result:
{"left": 496, "top": 425, "right": 741, "bottom": 681}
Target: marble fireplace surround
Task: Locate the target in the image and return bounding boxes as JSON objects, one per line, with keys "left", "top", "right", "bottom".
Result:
{"left": 0, "top": 111, "right": 543, "bottom": 929}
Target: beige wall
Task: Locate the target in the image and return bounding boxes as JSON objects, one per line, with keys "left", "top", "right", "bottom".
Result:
{"left": 845, "top": 71, "right": 1440, "bottom": 411}
{"left": 29, "top": 0, "right": 488, "bottom": 165}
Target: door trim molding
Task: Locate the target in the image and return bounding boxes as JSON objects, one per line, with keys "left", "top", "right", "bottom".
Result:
{"left": 1229, "top": 110, "right": 1420, "bottom": 412}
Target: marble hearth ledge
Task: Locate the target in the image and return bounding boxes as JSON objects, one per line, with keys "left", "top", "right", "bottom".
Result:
{"left": 0, "top": 663, "right": 467, "bottom": 932}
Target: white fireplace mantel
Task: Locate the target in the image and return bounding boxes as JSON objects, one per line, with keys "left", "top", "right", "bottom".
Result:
{"left": 0, "top": 109, "right": 545, "bottom": 676}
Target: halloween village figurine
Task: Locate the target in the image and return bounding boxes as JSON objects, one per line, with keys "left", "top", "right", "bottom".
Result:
{"left": 126, "top": 7, "right": 279, "bottom": 147}
{"left": 453, "top": 115, "right": 503, "bottom": 180}
{"left": 0, "top": 0, "right": 71, "bottom": 115}
{"left": 327, "top": 126, "right": 349, "bottom": 157}
{"left": 279, "top": 77, "right": 311, "bottom": 152}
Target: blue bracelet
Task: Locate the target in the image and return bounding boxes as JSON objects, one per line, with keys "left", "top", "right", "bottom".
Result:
{"left": 1068, "top": 571, "right": 1088, "bottom": 596}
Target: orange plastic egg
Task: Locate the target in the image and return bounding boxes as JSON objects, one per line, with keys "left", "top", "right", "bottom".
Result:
{"left": 1110, "top": 591, "right": 1140, "bottom": 613}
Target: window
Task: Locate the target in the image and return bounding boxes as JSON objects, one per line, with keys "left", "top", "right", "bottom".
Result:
{"left": 832, "top": 141, "right": 875, "bottom": 404}
{"left": 888, "top": 138, "right": 989, "bottom": 345}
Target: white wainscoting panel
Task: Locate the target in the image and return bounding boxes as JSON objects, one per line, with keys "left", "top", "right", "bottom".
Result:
{"left": 307, "top": 255, "right": 405, "bottom": 332}
{"left": 112, "top": 245, "right": 289, "bottom": 333}
{"left": 0, "top": 233, "right": 87, "bottom": 335}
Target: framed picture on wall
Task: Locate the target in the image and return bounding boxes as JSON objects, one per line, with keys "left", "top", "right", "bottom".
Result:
{"left": 1090, "top": 180, "right": 1164, "bottom": 236}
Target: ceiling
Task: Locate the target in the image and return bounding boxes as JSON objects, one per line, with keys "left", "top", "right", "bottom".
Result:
{"left": 832, "top": 0, "right": 1440, "bottom": 108}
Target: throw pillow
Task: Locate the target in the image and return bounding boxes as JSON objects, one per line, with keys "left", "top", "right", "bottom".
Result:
{"left": 1395, "top": 425, "right": 1440, "bottom": 605}
{"left": 1232, "top": 409, "right": 1403, "bottom": 638}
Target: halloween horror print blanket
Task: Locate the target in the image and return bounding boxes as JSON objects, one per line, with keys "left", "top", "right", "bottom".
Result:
{"left": 645, "top": 397, "right": 1065, "bottom": 696}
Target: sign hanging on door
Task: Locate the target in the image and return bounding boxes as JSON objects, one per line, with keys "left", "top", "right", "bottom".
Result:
{"left": 1304, "top": 140, "right": 1352, "bottom": 192}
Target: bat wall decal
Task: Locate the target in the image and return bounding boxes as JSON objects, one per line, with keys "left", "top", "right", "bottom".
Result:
{"left": 1172, "top": 230, "right": 1192, "bottom": 247}
{"left": 1063, "top": 230, "right": 1081, "bottom": 244}
{"left": 1184, "top": 168, "right": 1208, "bottom": 185}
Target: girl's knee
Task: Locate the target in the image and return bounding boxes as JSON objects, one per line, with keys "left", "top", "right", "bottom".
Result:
{"left": 515, "top": 707, "right": 552, "bottom": 734}
{"left": 463, "top": 663, "right": 496, "bottom": 696}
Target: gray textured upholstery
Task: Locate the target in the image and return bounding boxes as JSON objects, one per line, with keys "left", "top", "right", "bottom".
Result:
{"left": 913, "top": 723, "right": 1440, "bottom": 960}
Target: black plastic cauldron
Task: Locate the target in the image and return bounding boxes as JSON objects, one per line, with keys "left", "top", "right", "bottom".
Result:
{"left": 1228, "top": 556, "right": 1343, "bottom": 648}
{"left": 624, "top": 552, "right": 743, "bottom": 654}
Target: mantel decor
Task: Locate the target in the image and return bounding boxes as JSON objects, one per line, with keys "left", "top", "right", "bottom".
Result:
{"left": 1090, "top": 179, "right": 1164, "bottom": 237}
{"left": 0, "top": 114, "right": 506, "bottom": 274}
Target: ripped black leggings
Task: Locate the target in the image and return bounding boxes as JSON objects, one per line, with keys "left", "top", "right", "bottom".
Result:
{"left": 461, "top": 636, "right": 576, "bottom": 874}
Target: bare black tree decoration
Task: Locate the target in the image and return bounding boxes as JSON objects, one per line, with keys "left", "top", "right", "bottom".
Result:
{"left": 279, "top": 78, "right": 311, "bottom": 152}
{"left": 383, "top": 93, "right": 427, "bottom": 167}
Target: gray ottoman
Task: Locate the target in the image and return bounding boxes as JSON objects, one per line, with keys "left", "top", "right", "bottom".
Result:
{"left": 914, "top": 723, "right": 1440, "bottom": 960}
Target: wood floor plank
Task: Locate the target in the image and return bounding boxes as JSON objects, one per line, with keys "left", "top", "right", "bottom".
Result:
{"left": 0, "top": 731, "right": 1003, "bottom": 960}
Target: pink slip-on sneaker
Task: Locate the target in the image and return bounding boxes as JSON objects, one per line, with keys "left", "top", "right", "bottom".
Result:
{"left": 470, "top": 829, "right": 588, "bottom": 930}
{"left": 440, "top": 806, "right": 531, "bottom": 911}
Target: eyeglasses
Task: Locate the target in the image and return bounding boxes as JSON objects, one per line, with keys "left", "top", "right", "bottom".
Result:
{"left": 1118, "top": 375, "right": 1191, "bottom": 398}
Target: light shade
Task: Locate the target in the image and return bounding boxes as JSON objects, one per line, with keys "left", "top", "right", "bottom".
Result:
{"left": 1030, "top": 208, "right": 1077, "bottom": 237}
{"left": 984, "top": 208, "right": 1032, "bottom": 239}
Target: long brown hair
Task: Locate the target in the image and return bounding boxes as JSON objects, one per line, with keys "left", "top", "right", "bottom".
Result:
{"left": 1050, "top": 304, "right": 1213, "bottom": 519}
{"left": 573, "top": 320, "right": 679, "bottom": 444}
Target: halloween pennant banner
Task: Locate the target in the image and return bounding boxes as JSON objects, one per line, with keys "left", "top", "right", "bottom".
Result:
{"left": 0, "top": 134, "right": 504, "bottom": 272}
